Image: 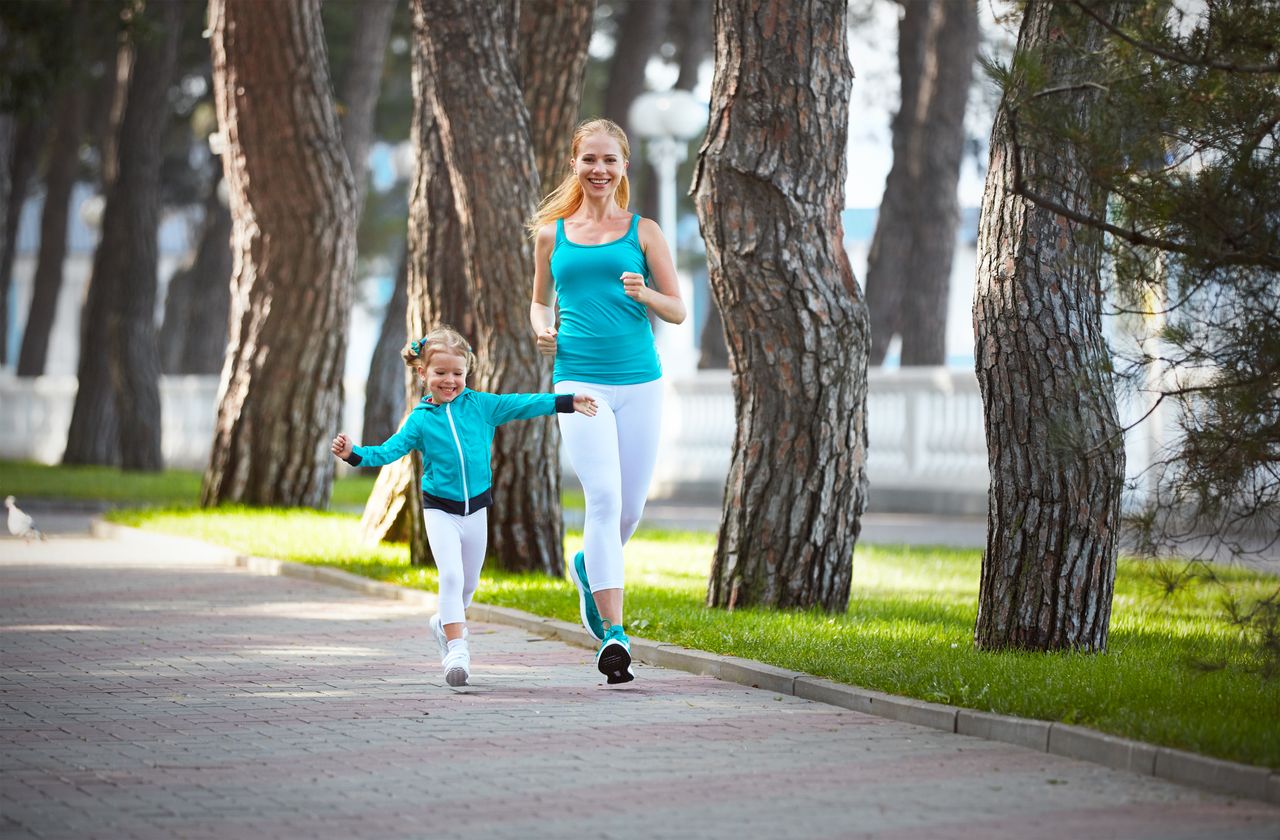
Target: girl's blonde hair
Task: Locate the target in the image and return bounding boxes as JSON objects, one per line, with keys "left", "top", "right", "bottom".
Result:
{"left": 402, "top": 325, "right": 476, "bottom": 372}
{"left": 526, "top": 118, "right": 631, "bottom": 236}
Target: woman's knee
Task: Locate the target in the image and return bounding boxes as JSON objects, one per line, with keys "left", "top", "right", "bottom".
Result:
{"left": 583, "top": 488, "right": 623, "bottom": 524}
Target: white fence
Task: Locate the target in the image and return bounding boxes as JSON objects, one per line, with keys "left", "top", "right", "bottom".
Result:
{"left": 0, "top": 368, "right": 1162, "bottom": 514}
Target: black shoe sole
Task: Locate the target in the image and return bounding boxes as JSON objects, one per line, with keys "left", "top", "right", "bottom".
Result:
{"left": 597, "top": 644, "right": 634, "bottom": 684}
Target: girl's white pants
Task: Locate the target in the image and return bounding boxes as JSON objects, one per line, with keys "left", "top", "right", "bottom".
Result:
{"left": 554, "top": 378, "right": 663, "bottom": 592}
{"left": 425, "top": 507, "right": 488, "bottom": 625}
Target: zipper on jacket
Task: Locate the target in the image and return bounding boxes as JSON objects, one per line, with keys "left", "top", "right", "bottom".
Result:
{"left": 444, "top": 402, "right": 470, "bottom": 515}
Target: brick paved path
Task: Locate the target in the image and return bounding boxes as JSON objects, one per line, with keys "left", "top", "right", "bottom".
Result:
{"left": 3, "top": 537, "right": 1279, "bottom": 839}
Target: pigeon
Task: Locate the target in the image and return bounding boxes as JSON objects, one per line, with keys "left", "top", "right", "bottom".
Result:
{"left": 5, "top": 496, "right": 45, "bottom": 542}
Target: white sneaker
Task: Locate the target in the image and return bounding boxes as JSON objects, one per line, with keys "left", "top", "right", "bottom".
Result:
{"left": 429, "top": 614, "right": 467, "bottom": 661}
{"left": 442, "top": 639, "right": 470, "bottom": 687}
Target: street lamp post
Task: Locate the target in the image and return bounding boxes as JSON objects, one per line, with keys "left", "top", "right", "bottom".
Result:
{"left": 628, "top": 90, "right": 708, "bottom": 378}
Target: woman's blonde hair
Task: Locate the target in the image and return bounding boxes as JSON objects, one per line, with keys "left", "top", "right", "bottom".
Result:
{"left": 526, "top": 118, "right": 631, "bottom": 236}
{"left": 401, "top": 325, "right": 476, "bottom": 372}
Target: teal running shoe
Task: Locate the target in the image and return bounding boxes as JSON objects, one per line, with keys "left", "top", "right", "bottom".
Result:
{"left": 569, "top": 551, "right": 606, "bottom": 641}
{"left": 596, "top": 623, "right": 634, "bottom": 684}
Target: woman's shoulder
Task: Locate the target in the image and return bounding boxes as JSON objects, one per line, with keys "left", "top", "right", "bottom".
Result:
{"left": 634, "top": 215, "right": 663, "bottom": 246}
{"left": 634, "top": 215, "right": 659, "bottom": 234}
{"left": 534, "top": 220, "right": 559, "bottom": 250}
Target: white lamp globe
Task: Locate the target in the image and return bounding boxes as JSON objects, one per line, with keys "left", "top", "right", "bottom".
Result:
{"left": 627, "top": 91, "right": 668, "bottom": 139}
{"left": 660, "top": 89, "right": 708, "bottom": 140}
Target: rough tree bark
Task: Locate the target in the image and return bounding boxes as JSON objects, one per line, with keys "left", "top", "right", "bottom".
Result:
{"left": 358, "top": 10, "right": 471, "bottom": 564}
{"left": 898, "top": 0, "right": 977, "bottom": 366}
{"left": 202, "top": 0, "right": 357, "bottom": 507}
{"left": 864, "top": 0, "right": 931, "bottom": 366}
{"left": 103, "top": 0, "right": 184, "bottom": 471}
{"left": 158, "top": 161, "right": 233, "bottom": 374}
{"left": 972, "top": 0, "right": 1126, "bottom": 652}
{"left": 415, "top": 0, "right": 563, "bottom": 574}
{"left": 693, "top": 0, "right": 869, "bottom": 611}
{"left": 518, "top": 0, "right": 595, "bottom": 194}
{"left": 17, "top": 76, "right": 87, "bottom": 377}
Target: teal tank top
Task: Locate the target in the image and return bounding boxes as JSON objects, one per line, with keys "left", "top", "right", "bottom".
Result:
{"left": 549, "top": 215, "right": 662, "bottom": 385}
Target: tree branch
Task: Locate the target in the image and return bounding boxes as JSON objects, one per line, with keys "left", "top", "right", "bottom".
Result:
{"left": 1071, "top": 0, "right": 1280, "bottom": 74}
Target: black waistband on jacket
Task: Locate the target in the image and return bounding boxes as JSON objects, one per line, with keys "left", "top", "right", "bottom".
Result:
{"left": 422, "top": 489, "right": 493, "bottom": 516}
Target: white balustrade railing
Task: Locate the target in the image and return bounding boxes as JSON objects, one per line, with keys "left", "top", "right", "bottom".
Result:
{"left": 0, "top": 368, "right": 1162, "bottom": 515}
{"left": 651, "top": 368, "right": 989, "bottom": 511}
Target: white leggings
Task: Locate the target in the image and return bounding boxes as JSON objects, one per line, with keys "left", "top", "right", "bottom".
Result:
{"left": 425, "top": 507, "right": 488, "bottom": 625}
{"left": 555, "top": 378, "right": 663, "bottom": 592}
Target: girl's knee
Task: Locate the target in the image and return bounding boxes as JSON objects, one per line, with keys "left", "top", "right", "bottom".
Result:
{"left": 437, "top": 566, "right": 464, "bottom": 594}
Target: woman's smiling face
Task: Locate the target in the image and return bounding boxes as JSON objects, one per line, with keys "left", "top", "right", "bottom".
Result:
{"left": 572, "top": 132, "right": 627, "bottom": 200}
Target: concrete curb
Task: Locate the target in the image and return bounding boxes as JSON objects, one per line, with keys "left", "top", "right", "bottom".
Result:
{"left": 90, "top": 519, "right": 1280, "bottom": 807}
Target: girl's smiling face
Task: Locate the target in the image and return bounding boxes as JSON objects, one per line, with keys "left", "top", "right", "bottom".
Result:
{"left": 572, "top": 132, "right": 627, "bottom": 199}
{"left": 418, "top": 350, "right": 467, "bottom": 404}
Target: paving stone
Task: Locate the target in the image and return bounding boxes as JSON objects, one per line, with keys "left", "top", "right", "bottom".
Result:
{"left": 2, "top": 536, "right": 1278, "bottom": 840}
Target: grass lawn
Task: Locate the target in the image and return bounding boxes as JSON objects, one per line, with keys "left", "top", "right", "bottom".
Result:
{"left": 107, "top": 505, "right": 1280, "bottom": 770}
{"left": 0, "top": 460, "right": 378, "bottom": 508}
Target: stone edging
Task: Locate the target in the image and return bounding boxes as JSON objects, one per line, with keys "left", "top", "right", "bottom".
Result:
{"left": 90, "top": 519, "right": 1280, "bottom": 807}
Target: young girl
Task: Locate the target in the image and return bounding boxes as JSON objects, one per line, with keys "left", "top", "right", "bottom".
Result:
{"left": 331, "top": 326, "right": 596, "bottom": 686}
{"left": 528, "top": 118, "right": 686, "bottom": 684}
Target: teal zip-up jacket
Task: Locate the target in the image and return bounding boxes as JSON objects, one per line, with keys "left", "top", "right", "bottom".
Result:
{"left": 345, "top": 389, "right": 574, "bottom": 515}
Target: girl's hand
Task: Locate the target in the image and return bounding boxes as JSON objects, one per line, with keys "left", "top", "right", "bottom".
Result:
{"left": 536, "top": 326, "right": 558, "bottom": 357}
{"left": 572, "top": 395, "right": 598, "bottom": 417}
{"left": 331, "top": 433, "right": 353, "bottom": 459}
{"left": 621, "top": 272, "right": 649, "bottom": 305}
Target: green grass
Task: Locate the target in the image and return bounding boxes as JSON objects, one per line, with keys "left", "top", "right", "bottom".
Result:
{"left": 0, "top": 460, "right": 379, "bottom": 508}
{"left": 107, "top": 505, "right": 1280, "bottom": 770}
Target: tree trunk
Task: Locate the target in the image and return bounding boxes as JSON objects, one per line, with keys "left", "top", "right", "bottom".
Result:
{"left": 898, "top": 0, "right": 977, "bottom": 366}
{"left": 158, "top": 161, "right": 232, "bottom": 374}
{"left": 697, "top": 301, "right": 728, "bottom": 369}
{"left": 335, "top": 0, "right": 396, "bottom": 462}
{"left": 361, "top": 245, "right": 409, "bottom": 449}
{"left": 0, "top": 114, "right": 12, "bottom": 369}
{"left": 99, "top": 0, "right": 184, "bottom": 471}
{"left": 601, "top": 0, "right": 670, "bottom": 137}
{"left": 338, "top": 0, "right": 396, "bottom": 217}
{"left": 671, "top": 0, "right": 711, "bottom": 91}
{"left": 972, "top": 0, "right": 1126, "bottom": 652}
{"left": 336, "top": 0, "right": 397, "bottom": 482}
{"left": 202, "top": 0, "right": 357, "bottom": 507}
{"left": 0, "top": 117, "right": 41, "bottom": 370}
{"left": 864, "top": 0, "right": 930, "bottom": 366}
{"left": 16, "top": 78, "right": 87, "bottom": 377}
{"left": 518, "top": 0, "right": 595, "bottom": 194}
{"left": 415, "top": 0, "right": 563, "bottom": 575}
{"left": 63, "top": 31, "right": 135, "bottom": 468}
{"left": 357, "top": 8, "right": 469, "bottom": 564}
{"left": 693, "top": 0, "right": 869, "bottom": 611}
